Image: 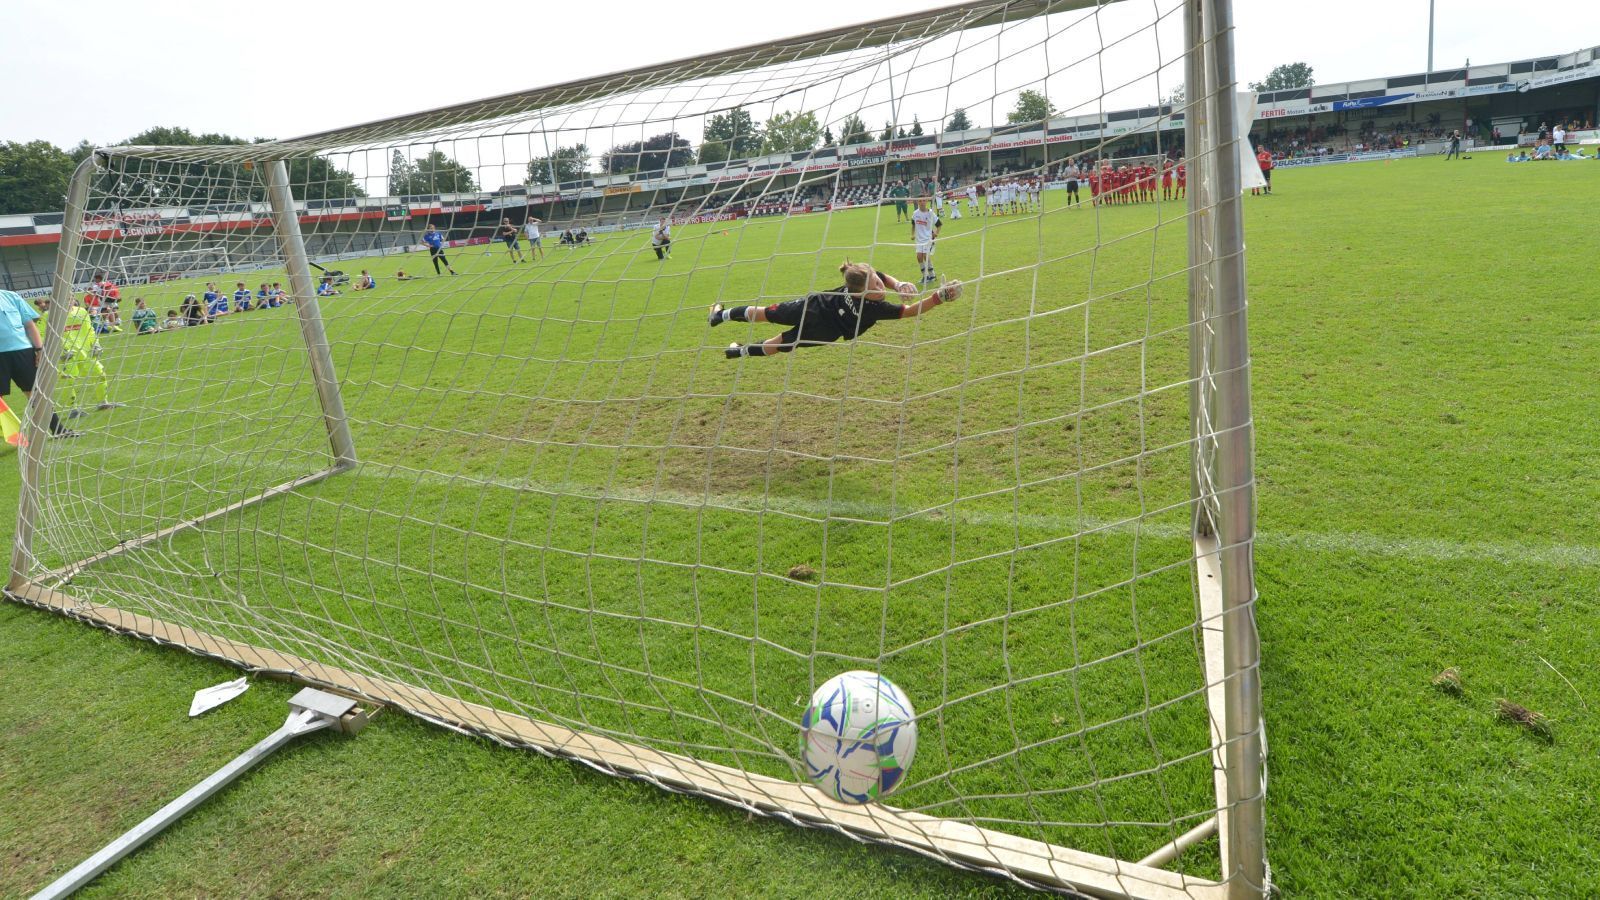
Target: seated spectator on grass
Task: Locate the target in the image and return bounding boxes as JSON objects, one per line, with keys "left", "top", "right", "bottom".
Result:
{"left": 181, "top": 293, "right": 208, "bottom": 326}
{"left": 317, "top": 277, "right": 340, "bottom": 297}
{"left": 395, "top": 269, "right": 418, "bottom": 281}
{"left": 203, "top": 282, "right": 228, "bottom": 317}
{"left": 267, "top": 282, "right": 287, "bottom": 308}
{"left": 163, "top": 310, "right": 182, "bottom": 330}
{"left": 353, "top": 270, "right": 377, "bottom": 291}
{"left": 131, "top": 298, "right": 158, "bottom": 334}
{"left": 560, "top": 230, "right": 575, "bottom": 245}
{"left": 233, "top": 281, "right": 254, "bottom": 311}
{"left": 257, "top": 283, "right": 271, "bottom": 304}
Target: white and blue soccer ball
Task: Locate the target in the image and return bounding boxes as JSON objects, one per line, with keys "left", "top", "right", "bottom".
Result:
{"left": 801, "top": 670, "right": 918, "bottom": 804}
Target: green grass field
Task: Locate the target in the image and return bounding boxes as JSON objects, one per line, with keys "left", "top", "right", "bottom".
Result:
{"left": 4, "top": 156, "right": 1599, "bottom": 898}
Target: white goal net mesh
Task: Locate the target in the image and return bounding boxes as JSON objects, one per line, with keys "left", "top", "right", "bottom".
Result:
{"left": 16, "top": 0, "right": 1262, "bottom": 894}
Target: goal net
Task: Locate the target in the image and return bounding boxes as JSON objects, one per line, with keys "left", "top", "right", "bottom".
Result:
{"left": 11, "top": 1, "right": 1265, "bottom": 896}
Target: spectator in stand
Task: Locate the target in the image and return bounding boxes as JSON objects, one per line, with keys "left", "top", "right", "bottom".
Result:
{"left": 131, "top": 297, "right": 158, "bottom": 334}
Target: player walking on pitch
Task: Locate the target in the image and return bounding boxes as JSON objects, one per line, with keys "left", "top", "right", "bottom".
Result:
{"left": 498, "top": 217, "right": 527, "bottom": 263}
{"left": 707, "top": 262, "right": 962, "bottom": 358}
{"left": 524, "top": 216, "right": 545, "bottom": 260}
{"left": 423, "top": 224, "right": 458, "bottom": 275}
{"left": 910, "top": 198, "right": 941, "bottom": 284}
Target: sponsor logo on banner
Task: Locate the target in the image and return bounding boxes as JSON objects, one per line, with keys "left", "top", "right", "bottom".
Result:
{"left": 603, "top": 184, "right": 641, "bottom": 196}
{"left": 1308, "top": 103, "right": 1331, "bottom": 113}
{"left": 1467, "top": 82, "right": 1518, "bottom": 96}
{"left": 1260, "top": 108, "right": 1289, "bottom": 118}
{"left": 1516, "top": 65, "right": 1599, "bottom": 93}
{"left": 1333, "top": 93, "right": 1415, "bottom": 110}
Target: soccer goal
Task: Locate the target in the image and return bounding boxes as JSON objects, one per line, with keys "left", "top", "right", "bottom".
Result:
{"left": 10, "top": 0, "right": 1265, "bottom": 896}
{"left": 113, "top": 244, "right": 234, "bottom": 284}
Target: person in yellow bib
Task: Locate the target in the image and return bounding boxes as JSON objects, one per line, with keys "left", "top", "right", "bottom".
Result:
{"left": 36, "top": 297, "right": 118, "bottom": 417}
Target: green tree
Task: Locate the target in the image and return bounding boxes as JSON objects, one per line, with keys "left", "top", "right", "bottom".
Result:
{"left": 1249, "top": 62, "right": 1314, "bottom": 93}
{"left": 839, "top": 113, "right": 871, "bottom": 145}
{"left": 910, "top": 116, "right": 924, "bottom": 137}
{"left": 1166, "top": 82, "right": 1186, "bottom": 105}
{"left": 600, "top": 133, "right": 693, "bottom": 175}
{"left": 699, "top": 108, "right": 763, "bottom": 164}
{"left": 411, "top": 150, "right": 477, "bottom": 193}
{"left": 761, "top": 111, "right": 821, "bottom": 154}
{"left": 822, "top": 127, "right": 835, "bottom": 146}
{"left": 0, "top": 141, "right": 75, "bottom": 215}
{"left": 287, "top": 157, "right": 365, "bottom": 201}
{"left": 526, "top": 144, "right": 590, "bottom": 186}
{"left": 1006, "top": 90, "right": 1053, "bottom": 125}
{"left": 389, "top": 150, "right": 418, "bottom": 195}
{"left": 946, "top": 108, "right": 973, "bottom": 131}
{"left": 879, "top": 122, "right": 895, "bottom": 142}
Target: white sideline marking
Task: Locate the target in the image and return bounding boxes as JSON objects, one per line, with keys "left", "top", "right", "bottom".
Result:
{"left": 68, "top": 455, "right": 1600, "bottom": 570}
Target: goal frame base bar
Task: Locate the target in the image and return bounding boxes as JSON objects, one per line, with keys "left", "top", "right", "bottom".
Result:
{"left": 5, "top": 572, "right": 1234, "bottom": 900}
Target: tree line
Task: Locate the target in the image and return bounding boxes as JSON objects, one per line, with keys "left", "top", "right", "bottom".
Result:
{"left": 7, "top": 74, "right": 1328, "bottom": 216}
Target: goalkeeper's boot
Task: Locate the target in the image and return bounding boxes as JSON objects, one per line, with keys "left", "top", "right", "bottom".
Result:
{"left": 707, "top": 304, "right": 725, "bottom": 327}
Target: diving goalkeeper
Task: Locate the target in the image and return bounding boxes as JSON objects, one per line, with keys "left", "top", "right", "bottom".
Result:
{"left": 708, "top": 261, "right": 961, "bottom": 359}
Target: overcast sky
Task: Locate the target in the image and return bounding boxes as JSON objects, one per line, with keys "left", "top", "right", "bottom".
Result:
{"left": 2, "top": 0, "right": 1594, "bottom": 149}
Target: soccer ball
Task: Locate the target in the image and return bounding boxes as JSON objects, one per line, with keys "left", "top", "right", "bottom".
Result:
{"left": 801, "top": 670, "right": 917, "bottom": 804}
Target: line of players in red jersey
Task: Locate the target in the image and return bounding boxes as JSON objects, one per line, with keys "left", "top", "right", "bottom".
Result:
{"left": 1086, "top": 159, "right": 1184, "bottom": 205}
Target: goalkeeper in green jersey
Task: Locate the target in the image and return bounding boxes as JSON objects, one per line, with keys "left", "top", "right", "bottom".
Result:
{"left": 36, "top": 298, "right": 117, "bottom": 415}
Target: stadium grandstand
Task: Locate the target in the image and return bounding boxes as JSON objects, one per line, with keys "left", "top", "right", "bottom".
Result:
{"left": 2, "top": 41, "right": 1595, "bottom": 295}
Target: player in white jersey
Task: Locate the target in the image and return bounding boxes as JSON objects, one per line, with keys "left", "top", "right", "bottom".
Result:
{"left": 910, "top": 199, "right": 941, "bottom": 283}
{"left": 965, "top": 183, "right": 978, "bottom": 216}
{"left": 948, "top": 193, "right": 963, "bottom": 219}
{"left": 524, "top": 216, "right": 545, "bottom": 261}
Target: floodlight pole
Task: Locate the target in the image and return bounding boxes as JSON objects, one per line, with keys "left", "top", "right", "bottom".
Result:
{"left": 1426, "top": 0, "right": 1436, "bottom": 87}
{"left": 260, "top": 159, "right": 358, "bottom": 470}
{"left": 9, "top": 156, "right": 96, "bottom": 590}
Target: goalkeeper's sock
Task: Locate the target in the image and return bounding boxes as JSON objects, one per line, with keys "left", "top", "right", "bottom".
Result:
{"left": 708, "top": 304, "right": 750, "bottom": 326}
{"left": 725, "top": 342, "right": 773, "bottom": 358}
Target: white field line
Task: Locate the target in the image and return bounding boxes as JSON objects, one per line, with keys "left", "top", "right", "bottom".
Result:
{"left": 48, "top": 453, "right": 1600, "bottom": 571}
